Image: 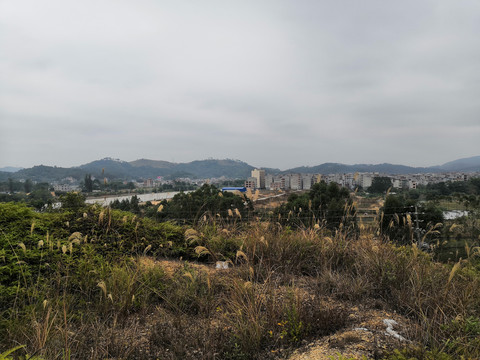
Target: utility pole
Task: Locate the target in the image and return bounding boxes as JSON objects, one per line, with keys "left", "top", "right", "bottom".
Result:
{"left": 414, "top": 205, "right": 422, "bottom": 247}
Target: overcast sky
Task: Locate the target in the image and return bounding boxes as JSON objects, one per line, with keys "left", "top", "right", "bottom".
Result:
{"left": 1, "top": 0, "right": 479, "bottom": 170}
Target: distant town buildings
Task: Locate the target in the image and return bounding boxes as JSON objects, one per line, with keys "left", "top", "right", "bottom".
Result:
{"left": 242, "top": 170, "right": 479, "bottom": 192}
{"left": 358, "top": 173, "right": 373, "bottom": 189}
{"left": 302, "top": 175, "right": 313, "bottom": 190}
{"left": 245, "top": 178, "right": 256, "bottom": 189}
{"left": 53, "top": 184, "right": 80, "bottom": 192}
{"left": 251, "top": 169, "right": 266, "bottom": 189}
{"left": 49, "top": 169, "right": 480, "bottom": 194}
{"left": 145, "top": 178, "right": 156, "bottom": 187}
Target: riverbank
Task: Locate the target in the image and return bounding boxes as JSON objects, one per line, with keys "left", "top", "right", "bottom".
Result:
{"left": 85, "top": 191, "right": 192, "bottom": 206}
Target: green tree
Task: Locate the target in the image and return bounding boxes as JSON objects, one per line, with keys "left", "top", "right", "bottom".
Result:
{"left": 84, "top": 174, "right": 94, "bottom": 193}
{"left": 28, "top": 188, "right": 53, "bottom": 210}
{"left": 275, "top": 181, "right": 356, "bottom": 230}
{"left": 130, "top": 195, "right": 140, "bottom": 214}
{"left": 60, "top": 192, "right": 86, "bottom": 212}
{"left": 110, "top": 195, "right": 141, "bottom": 214}
{"left": 368, "top": 176, "right": 392, "bottom": 194}
{"left": 8, "top": 178, "right": 14, "bottom": 193}
{"left": 151, "top": 184, "right": 252, "bottom": 223}
{"left": 381, "top": 194, "right": 443, "bottom": 245}
{"left": 24, "top": 179, "right": 33, "bottom": 193}
{"left": 469, "top": 178, "right": 480, "bottom": 194}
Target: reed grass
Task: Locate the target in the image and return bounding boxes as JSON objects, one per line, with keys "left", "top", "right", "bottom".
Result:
{"left": 1, "top": 201, "right": 480, "bottom": 359}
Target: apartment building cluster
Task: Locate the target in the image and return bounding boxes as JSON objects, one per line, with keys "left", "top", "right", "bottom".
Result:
{"left": 246, "top": 169, "right": 320, "bottom": 191}
{"left": 52, "top": 183, "right": 80, "bottom": 192}
{"left": 52, "top": 177, "right": 80, "bottom": 192}
{"left": 387, "top": 172, "right": 475, "bottom": 190}
{"left": 245, "top": 169, "right": 480, "bottom": 191}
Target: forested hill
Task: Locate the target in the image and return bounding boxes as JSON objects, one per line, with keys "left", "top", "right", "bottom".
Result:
{"left": 0, "top": 165, "right": 86, "bottom": 182}
{"left": 440, "top": 155, "right": 480, "bottom": 172}
{"left": 284, "top": 163, "right": 440, "bottom": 175}
{"left": 79, "top": 158, "right": 257, "bottom": 179}
{"left": 1, "top": 158, "right": 260, "bottom": 182}
{"left": 284, "top": 155, "right": 480, "bottom": 175}
{"left": 2, "top": 155, "right": 479, "bottom": 182}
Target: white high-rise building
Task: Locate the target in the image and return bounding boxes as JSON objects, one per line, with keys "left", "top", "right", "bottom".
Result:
{"left": 290, "top": 174, "right": 302, "bottom": 190}
{"left": 251, "top": 169, "right": 266, "bottom": 189}
{"left": 302, "top": 175, "right": 313, "bottom": 190}
{"left": 265, "top": 174, "right": 274, "bottom": 189}
{"left": 359, "top": 174, "right": 373, "bottom": 189}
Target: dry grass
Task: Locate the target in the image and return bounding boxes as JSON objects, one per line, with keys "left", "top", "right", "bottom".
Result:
{"left": 2, "top": 208, "right": 480, "bottom": 359}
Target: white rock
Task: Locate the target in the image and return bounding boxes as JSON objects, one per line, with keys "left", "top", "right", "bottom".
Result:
{"left": 383, "top": 319, "right": 407, "bottom": 341}
{"left": 215, "top": 261, "right": 229, "bottom": 270}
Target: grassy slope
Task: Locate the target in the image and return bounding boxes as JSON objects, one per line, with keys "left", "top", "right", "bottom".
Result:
{"left": 1, "top": 202, "right": 480, "bottom": 359}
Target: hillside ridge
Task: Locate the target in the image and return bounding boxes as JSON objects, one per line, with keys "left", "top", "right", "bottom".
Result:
{"left": 1, "top": 155, "right": 479, "bottom": 182}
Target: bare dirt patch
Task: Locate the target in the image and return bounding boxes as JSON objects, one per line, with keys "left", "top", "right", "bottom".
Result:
{"left": 289, "top": 306, "right": 415, "bottom": 360}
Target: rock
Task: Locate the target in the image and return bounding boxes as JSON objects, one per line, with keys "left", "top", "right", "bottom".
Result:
{"left": 215, "top": 261, "right": 229, "bottom": 270}
{"left": 383, "top": 319, "right": 407, "bottom": 342}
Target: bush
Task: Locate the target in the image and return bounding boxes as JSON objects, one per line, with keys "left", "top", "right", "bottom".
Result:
{"left": 275, "top": 181, "right": 356, "bottom": 230}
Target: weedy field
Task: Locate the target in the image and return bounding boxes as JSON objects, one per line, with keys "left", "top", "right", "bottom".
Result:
{"left": 1, "top": 201, "right": 480, "bottom": 359}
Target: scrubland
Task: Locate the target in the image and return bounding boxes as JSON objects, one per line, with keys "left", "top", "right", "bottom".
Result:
{"left": 1, "top": 201, "right": 480, "bottom": 359}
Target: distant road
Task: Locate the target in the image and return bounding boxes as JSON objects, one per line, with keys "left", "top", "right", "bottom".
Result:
{"left": 85, "top": 191, "right": 190, "bottom": 206}
{"left": 254, "top": 190, "right": 303, "bottom": 203}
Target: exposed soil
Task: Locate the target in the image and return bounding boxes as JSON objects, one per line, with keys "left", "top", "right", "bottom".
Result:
{"left": 289, "top": 307, "right": 415, "bottom": 360}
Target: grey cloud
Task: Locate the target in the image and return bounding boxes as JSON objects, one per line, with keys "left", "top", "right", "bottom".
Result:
{"left": 1, "top": 0, "right": 479, "bottom": 169}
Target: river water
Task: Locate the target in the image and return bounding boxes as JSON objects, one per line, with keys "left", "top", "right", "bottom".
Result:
{"left": 443, "top": 210, "right": 469, "bottom": 220}
{"left": 85, "top": 191, "right": 189, "bottom": 206}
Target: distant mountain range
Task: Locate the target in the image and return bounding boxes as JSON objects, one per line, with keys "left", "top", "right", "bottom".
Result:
{"left": 0, "top": 156, "right": 479, "bottom": 182}
{"left": 283, "top": 163, "right": 437, "bottom": 176}
{"left": 77, "top": 158, "right": 259, "bottom": 180}
{"left": 0, "top": 167, "right": 24, "bottom": 173}
{"left": 284, "top": 156, "right": 480, "bottom": 175}
{"left": 440, "top": 155, "right": 480, "bottom": 172}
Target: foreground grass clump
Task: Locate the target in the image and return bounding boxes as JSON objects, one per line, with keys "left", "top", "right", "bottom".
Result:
{"left": 0, "top": 202, "right": 184, "bottom": 308}
{"left": 1, "top": 202, "right": 480, "bottom": 359}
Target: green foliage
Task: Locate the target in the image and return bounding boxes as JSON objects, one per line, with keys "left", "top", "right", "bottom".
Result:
{"left": 0, "top": 345, "right": 44, "bottom": 360}
{"left": 6, "top": 165, "right": 85, "bottom": 183}
{"left": 23, "top": 179, "right": 33, "bottom": 193}
{"left": 368, "top": 176, "right": 392, "bottom": 193}
{"left": 441, "top": 316, "right": 480, "bottom": 358}
{"left": 83, "top": 174, "right": 93, "bottom": 193}
{"left": 161, "top": 263, "right": 217, "bottom": 316}
{"left": 0, "top": 345, "right": 24, "bottom": 359}
{"left": 381, "top": 195, "right": 444, "bottom": 244}
{"left": 280, "top": 292, "right": 304, "bottom": 343}
{"left": 1, "top": 178, "right": 22, "bottom": 193}
{"left": 152, "top": 181, "right": 197, "bottom": 192}
{"left": 275, "top": 181, "right": 356, "bottom": 230}
{"left": 328, "top": 354, "right": 368, "bottom": 360}
{"left": 110, "top": 195, "right": 140, "bottom": 214}
{"left": 147, "top": 184, "right": 252, "bottom": 224}
{"left": 0, "top": 181, "right": 53, "bottom": 210}
{"left": 59, "top": 192, "right": 86, "bottom": 211}
{"left": 0, "top": 202, "right": 184, "bottom": 311}
{"left": 94, "top": 260, "right": 167, "bottom": 318}
{"left": 0, "top": 192, "right": 479, "bottom": 359}
{"left": 423, "top": 178, "right": 480, "bottom": 200}
{"left": 217, "top": 179, "right": 247, "bottom": 188}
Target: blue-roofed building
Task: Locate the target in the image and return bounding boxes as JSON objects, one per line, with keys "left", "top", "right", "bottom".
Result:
{"left": 221, "top": 187, "right": 247, "bottom": 193}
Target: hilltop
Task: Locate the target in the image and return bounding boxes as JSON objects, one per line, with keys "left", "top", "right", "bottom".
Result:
{"left": 1, "top": 155, "right": 479, "bottom": 182}
{"left": 440, "top": 155, "right": 480, "bottom": 172}
{"left": 0, "top": 197, "right": 479, "bottom": 359}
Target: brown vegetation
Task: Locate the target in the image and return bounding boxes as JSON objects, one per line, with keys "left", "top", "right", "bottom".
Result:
{"left": 1, "top": 202, "right": 480, "bottom": 359}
